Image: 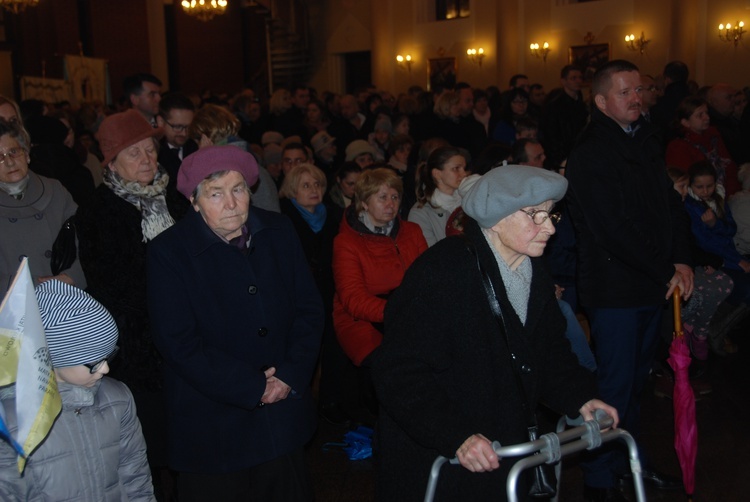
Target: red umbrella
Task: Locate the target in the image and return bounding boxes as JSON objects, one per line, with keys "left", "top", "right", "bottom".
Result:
{"left": 667, "top": 288, "right": 697, "bottom": 500}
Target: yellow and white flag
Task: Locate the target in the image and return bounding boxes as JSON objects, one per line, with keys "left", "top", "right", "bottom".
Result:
{"left": 0, "top": 258, "right": 62, "bottom": 473}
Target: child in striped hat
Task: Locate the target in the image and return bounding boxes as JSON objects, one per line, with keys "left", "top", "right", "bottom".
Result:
{"left": 0, "top": 280, "right": 155, "bottom": 501}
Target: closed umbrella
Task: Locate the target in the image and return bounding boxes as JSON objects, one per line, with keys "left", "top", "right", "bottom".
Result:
{"left": 667, "top": 288, "right": 697, "bottom": 500}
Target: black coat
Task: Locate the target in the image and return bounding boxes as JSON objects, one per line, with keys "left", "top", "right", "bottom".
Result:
{"left": 76, "top": 183, "right": 189, "bottom": 391}
{"left": 30, "top": 144, "right": 95, "bottom": 206}
{"left": 279, "top": 198, "right": 342, "bottom": 313}
{"left": 566, "top": 108, "right": 692, "bottom": 308}
{"left": 541, "top": 89, "right": 589, "bottom": 168}
{"left": 157, "top": 138, "right": 198, "bottom": 192}
{"left": 147, "top": 208, "right": 323, "bottom": 472}
{"left": 373, "top": 219, "right": 597, "bottom": 501}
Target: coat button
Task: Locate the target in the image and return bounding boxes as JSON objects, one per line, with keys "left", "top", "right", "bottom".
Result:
{"left": 34, "top": 213, "right": 44, "bottom": 220}
{"left": 248, "top": 285, "right": 258, "bottom": 295}
{"left": 521, "top": 365, "right": 532, "bottom": 374}
{"left": 44, "top": 250, "right": 52, "bottom": 258}
{"left": 258, "top": 327, "right": 268, "bottom": 337}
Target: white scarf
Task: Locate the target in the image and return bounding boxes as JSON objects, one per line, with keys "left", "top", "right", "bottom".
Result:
{"left": 431, "top": 188, "right": 462, "bottom": 214}
{"left": 103, "top": 167, "right": 176, "bottom": 242}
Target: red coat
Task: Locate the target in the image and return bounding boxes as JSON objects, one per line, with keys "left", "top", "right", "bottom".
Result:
{"left": 332, "top": 208, "right": 427, "bottom": 366}
{"left": 666, "top": 126, "right": 739, "bottom": 195}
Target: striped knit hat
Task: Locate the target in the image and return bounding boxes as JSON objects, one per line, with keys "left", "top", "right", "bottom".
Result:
{"left": 35, "top": 281, "right": 119, "bottom": 368}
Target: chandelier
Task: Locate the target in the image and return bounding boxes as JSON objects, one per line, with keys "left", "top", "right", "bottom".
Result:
{"left": 0, "top": 0, "right": 40, "bottom": 14}
{"left": 181, "top": 0, "right": 228, "bottom": 22}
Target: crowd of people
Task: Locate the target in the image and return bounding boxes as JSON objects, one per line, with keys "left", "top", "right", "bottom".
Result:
{"left": 1, "top": 58, "right": 749, "bottom": 501}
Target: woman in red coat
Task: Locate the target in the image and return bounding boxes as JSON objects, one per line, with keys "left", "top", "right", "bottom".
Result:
{"left": 333, "top": 168, "right": 427, "bottom": 412}
{"left": 666, "top": 95, "right": 739, "bottom": 196}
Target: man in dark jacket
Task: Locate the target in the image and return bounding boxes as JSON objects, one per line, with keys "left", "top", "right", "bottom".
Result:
{"left": 541, "top": 65, "right": 589, "bottom": 169}
{"left": 156, "top": 93, "right": 198, "bottom": 191}
{"left": 566, "top": 60, "right": 694, "bottom": 502}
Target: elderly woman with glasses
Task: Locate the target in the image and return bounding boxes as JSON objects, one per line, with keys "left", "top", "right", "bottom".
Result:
{"left": 147, "top": 146, "right": 323, "bottom": 501}
{"left": 372, "top": 165, "right": 617, "bottom": 501}
{"left": 0, "top": 117, "right": 86, "bottom": 298}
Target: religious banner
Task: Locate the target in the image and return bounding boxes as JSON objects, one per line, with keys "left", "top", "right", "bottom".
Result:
{"left": 63, "top": 54, "right": 110, "bottom": 105}
{"left": 19, "top": 76, "right": 73, "bottom": 104}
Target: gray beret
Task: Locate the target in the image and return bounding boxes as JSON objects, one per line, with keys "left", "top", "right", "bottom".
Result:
{"left": 462, "top": 164, "right": 568, "bottom": 229}
{"left": 36, "top": 280, "right": 118, "bottom": 368}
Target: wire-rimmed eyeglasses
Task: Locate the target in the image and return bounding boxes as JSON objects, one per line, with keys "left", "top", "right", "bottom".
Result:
{"left": 0, "top": 148, "right": 25, "bottom": 164}
{"left": 519, "top": 208, "right": 561, "bottom": 225}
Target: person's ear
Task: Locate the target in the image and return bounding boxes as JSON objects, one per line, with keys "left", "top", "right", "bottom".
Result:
{"left": 156, "top": 116, "right": 165, "bottom": 128}
{"left": 432, "top": 167, "right": 443, "bottom": 185}
{"left": 594, "top": 94, "right": 607, "bottom": 112}
{"left": 190, "top": 195, "right": 200, "bottom": 212}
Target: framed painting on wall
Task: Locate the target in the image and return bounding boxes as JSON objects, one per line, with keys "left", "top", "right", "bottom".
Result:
{"left": 428, "top": 57, "right": 457, "bottom": 91}
{"left": 568, "top": 43, "right": 610, "bottom": 83}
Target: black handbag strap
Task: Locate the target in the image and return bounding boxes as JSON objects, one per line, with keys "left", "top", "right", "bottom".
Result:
{"left": 464, "top": 236, "right": 539, "bottom": 432}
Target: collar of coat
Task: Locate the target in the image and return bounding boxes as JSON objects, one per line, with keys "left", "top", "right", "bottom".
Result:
{"left": 183, "top": 205, "right": 284, "bottom": 256}
{"left": 463, "top": 218, "right": 555, "bottom": 338}
{"left": 589, "top": 107, "right": 657, "bottom": 144}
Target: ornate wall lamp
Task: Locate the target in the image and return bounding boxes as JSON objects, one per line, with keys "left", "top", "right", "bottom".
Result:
{"left": 625, "top": 32, "right": 650, "bottom": 54}
{"left": 529, "top": 42, "right": 550, "bottom": 62}
{"left": 396, "top": 54, "right": 413, "bottom": 72}
{"left": 466, "top": 48, "right": 485, "bottom": 67}
{"left": 718, "top": 21, "right": 745, "bottom": 46}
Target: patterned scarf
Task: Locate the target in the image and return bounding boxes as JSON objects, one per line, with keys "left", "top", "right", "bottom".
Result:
{"left": 103, "top": 167, "right": 175, "bottom": 242}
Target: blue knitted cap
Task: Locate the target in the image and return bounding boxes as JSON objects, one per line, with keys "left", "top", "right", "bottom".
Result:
{"left": 35, "top": 281, "right": 118, "bottom": 368}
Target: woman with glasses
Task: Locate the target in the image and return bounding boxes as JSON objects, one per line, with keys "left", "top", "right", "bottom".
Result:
{"left": 0, "top": 118, "right": 86, "bottom": 298}
{"left": 74, "top": 110, "right": 188, "bottom": 497}
{"left": 373, "top": 165, "right": 617, "bottom": 501}
{"left": 0, "top": 280, "right": 154, "bottom": 500}
{"left": 492, "top": 87, "right": 533, "bottom": 146}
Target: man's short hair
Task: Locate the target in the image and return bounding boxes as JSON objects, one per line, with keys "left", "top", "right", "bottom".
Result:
{"left": 122, "top": 73, "right": 162, "bottom": 98}
{"left": 159, "top": 92, "right": 195, "bottom": 117}
{"left": 515, "top": 117, "right": 538, "bottom": 134}
{"left": 509, "top": 74, "right": 528, "bottom": 87}
{"left": 591, "top": 59, "right": 639, "bottom": 97}
{"left": 560, "top": 65, "right": 582, "bottom": 79}
{"left": 282, "top": 142, "right": 309, "bottom": 159}
{"left": 454, "top": 82, "right": 472, "bottom": 92}
{"left": 663, "top": 61, "right": 689, "bottom": 84}
{"left": 511, "top": 138, "right": 541, "bottom": 164}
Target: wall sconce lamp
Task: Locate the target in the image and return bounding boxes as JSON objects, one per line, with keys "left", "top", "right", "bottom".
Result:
{"left": 529, "top": 42, "right": 550, "bottom": 62}
{"left": 396, "top": 54, "right": 413, "bottom": 72}
{"left": 466, "top": 48, "right": 485, "bottom": 67}
{"left": 719, "top": 21, "right": 745, "bottom": 46}
{"left": 625, "top": 32, "right": 650, "bottom": 54}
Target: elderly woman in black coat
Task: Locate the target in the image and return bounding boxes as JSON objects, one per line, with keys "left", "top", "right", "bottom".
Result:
{"left": 279, "top": 163, "right": 353, "bottom": 425}
{"left": 75, "top": 109, "right": 188, "bottom": 494}
{"left": 372, "top": 165, "right": 618, "bottom": 501}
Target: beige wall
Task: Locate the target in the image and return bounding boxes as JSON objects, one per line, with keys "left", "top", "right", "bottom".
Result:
{"left": 309, "top": 0, "right": 750, "bottom": 95}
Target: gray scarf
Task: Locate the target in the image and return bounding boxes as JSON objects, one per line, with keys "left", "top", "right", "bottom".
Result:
{"left": 103, "top": 167, "right": 175, "bottom": 242}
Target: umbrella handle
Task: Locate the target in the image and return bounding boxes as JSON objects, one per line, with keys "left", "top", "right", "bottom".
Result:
{"left": 672, "top": 287, "right": 683, "bottom": 338}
